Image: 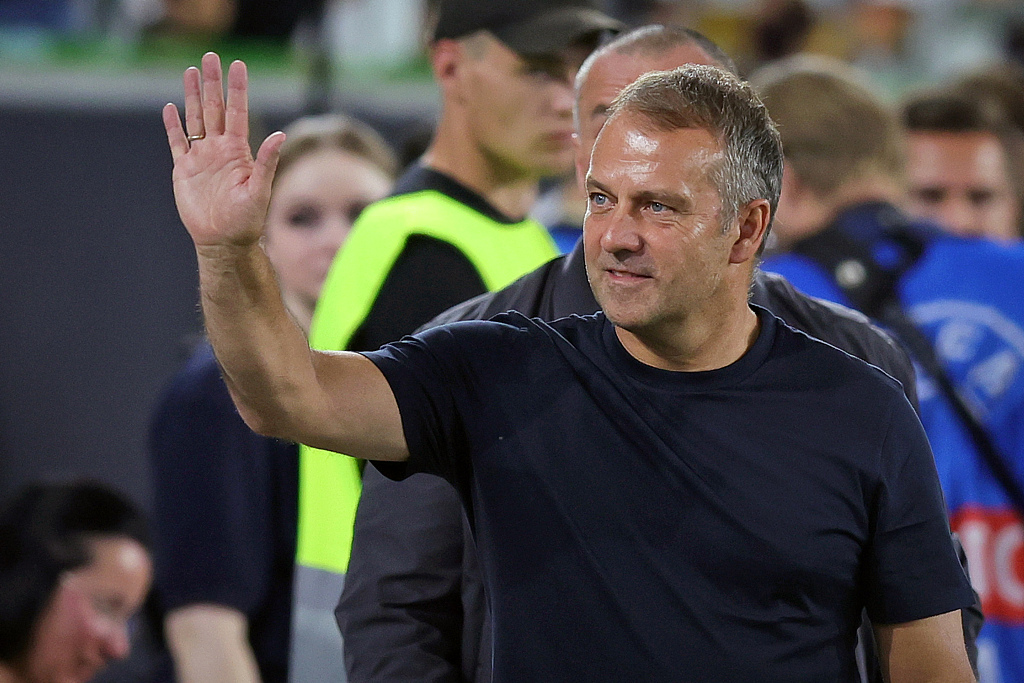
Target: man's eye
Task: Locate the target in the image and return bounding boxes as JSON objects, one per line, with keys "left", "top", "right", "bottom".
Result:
{"left": 968, "top": 190, "right": 995, "bottom": 206}
{"left": 914, "top": 188, "right": 945, "bottom": 205}
{"left": 650, "top": 202, "right": 666, "bottom": 212}
{"left": 589, "top": 193, "right": 608, "bottom": 206}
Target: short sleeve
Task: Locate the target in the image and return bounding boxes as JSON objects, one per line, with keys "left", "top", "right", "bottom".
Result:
{"left": 362, "top": 319, "right": 527, "bottom": 491}
{"left": 149, "top": 348, "right": 290, "bottom": 615}
{"left": 863, "top": 396, "right": 976, "bottom": 624}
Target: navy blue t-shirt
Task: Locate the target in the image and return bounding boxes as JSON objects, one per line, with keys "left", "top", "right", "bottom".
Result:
{"left": 365, "top": 308, "right": 974, "bottom": 682}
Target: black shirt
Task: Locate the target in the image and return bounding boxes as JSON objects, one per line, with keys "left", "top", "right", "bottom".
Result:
{"left": 365, "top": 310, "right": 973, "bottom": 681}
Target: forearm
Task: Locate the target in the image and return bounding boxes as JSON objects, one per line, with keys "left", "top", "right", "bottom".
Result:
{"left": 875, "top": 611, "right": 975, "bottom": 683}
{"left": 166, "top": 605, "right": 262, "bottom": 683}
{"left": 196, "top": 242, "right": 318, "bottom": 441}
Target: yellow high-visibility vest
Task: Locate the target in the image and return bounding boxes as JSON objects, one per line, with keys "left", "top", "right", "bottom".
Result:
{"left": 297, "top": 188, "right": 558, "bottom": 574}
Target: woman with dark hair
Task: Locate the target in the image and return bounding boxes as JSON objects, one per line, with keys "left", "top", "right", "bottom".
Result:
{"left": 0, "top": 480, "right": 152, "bottom": 683}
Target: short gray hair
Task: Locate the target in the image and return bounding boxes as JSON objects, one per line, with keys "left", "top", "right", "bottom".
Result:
{"left": 573, "top": 25, "right": 736, "bottom": 134}
{"left": 606, "top": 64, "right": 783, "bottom": 238}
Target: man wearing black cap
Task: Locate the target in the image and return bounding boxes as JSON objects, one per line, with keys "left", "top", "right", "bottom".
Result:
{"left": 291, "top": 2, "right": 621, "bottom": 680}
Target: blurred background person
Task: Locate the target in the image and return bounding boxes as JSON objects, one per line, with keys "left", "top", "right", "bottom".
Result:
{"left": 953, "top": 62, "right": 1024, "bottom": 139}
{"left": 754, "top": 55, "right": 1024, "bottom": 683}
{"left": 148, "top": 113, "right": 395, "bottom": 683}
{"left": 0, "top": 480, "right": 152, "bottom": 683}
{"left": 902, "top": 90, "right": 1024, "bottom": 241}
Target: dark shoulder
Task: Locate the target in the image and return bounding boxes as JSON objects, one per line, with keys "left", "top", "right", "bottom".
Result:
{"left": 394, "top": 234, "right": 481, "bottom": 274}
{"left": 420, "top": 256, "right": 565, "bottom": 330}
{"left": 765, "top": 305, "right": 908, "bottom": 401}
{"left": 349, "top": 235, "right": 487, "bottom": 350}
{"left": 418, "top": 311, "right": 599, "bottom": 348}
{"left": 753, "top": 270, "right": 917, "bottom": 401}
{"left": 489, "top": 310, "right": 603, "bottom": 336}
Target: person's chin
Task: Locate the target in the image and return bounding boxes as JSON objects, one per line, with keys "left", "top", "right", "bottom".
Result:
{"left": 61, "top": 658, "right": 103, "bottom": 683}
{"left": 528, "top": 148, "right": 574, "bottom": 176}
{"left": 599, "top": 298, "right": 649, "bottom": 332}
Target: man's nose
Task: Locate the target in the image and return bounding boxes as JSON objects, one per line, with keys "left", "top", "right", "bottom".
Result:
{"left": 597, "top": 211, "right": 643, "bottom": 255}
{"left": 100, "top": 623, "right": 131, "bottom": 661}
{"left": 941, "top": 196, "right": 980, "bottom": 237}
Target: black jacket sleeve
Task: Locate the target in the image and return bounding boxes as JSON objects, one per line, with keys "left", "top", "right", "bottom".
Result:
{"left": 336, "top": 467, "right": 491, "bottom": 683}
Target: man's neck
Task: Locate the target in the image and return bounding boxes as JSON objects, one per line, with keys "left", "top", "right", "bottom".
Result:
{"left": 615, "top": 301, "right": 761, "bottom": 373}
{"left": 422, "top": 125, "right": 540, "bottom": 221}
{"left": 778, "top": 176, "right": 904, "bottom": 250}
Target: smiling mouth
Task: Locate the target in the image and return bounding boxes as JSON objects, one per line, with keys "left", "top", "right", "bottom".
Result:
{"left": 606, "top": 268, "right": 653, "bottom": 281}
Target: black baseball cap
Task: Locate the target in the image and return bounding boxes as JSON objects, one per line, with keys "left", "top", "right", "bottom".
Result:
{"left": 432, "top": 0, "right": 623, "bottom": 56}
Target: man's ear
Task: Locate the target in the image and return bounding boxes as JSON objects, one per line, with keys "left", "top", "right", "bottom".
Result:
{"left": 430, "top": 39, "right": 464, "bottom": 99}
{"left": 729, "top": 199, "right": 771, "bottom": 264}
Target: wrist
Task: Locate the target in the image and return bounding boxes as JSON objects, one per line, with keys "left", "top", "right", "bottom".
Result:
{"left": 195, "top": 240, "right": 263, "bottom": 263}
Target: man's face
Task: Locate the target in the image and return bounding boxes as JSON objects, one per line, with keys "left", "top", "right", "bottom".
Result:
{"left": 584, "top": 111, "right": 735, "bottom": 334}
{"left": 574, "top": 44, "right": 721, "bottom": 185}
{"left": 906, "top": 130, "right": 1020, "bottom": 240}
{"left": 459, "top": 34, "right": 589, "bottom": 178}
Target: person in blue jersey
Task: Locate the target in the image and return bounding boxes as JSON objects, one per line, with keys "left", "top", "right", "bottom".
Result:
{"left": 162, "top": 53, "right": 975, "bottom": 681}
{"left": 753, "top": 55, "right": 1024, "bottom": 683}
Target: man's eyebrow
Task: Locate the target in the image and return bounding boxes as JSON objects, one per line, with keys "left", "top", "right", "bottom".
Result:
{"left": 590, "top": 103, "right": 609, "bottom": 119}
{"left": 584, "top": 178, "right": 693, "bottom": 210}
{"left": 584, "top": 176, "right": 612, "bottom": 194}
{"left": 632, "top": 189, "right": 694, "bottom": 209}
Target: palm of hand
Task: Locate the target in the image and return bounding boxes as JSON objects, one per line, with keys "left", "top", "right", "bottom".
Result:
{"left": 163, "top": 53, "right": 284, "bottom": 249}
{"left": 172, "top": 135, "right": 265, "bottom": 247}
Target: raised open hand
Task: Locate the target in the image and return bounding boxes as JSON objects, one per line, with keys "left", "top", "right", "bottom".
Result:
{"left": 163, "top": 53, "right": 285, "bottom": 249}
